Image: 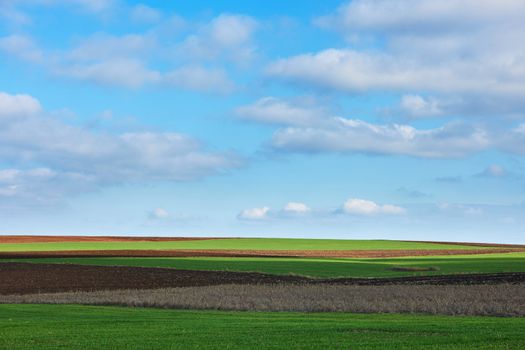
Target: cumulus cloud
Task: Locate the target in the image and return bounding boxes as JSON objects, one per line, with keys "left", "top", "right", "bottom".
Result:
{"left": 235, "top": 97, "right": 328, "bottom": 126}
{"left": 164, "top": 66, "right": 234, "bottom": 93}
{"left": 477, "top": 165, "right": 507, "bottom": 178}
{"left": 237, "top": 206, "right": 270, "bottom": 220}
{"left": 399, "top": 95, "right": 443, "bottom": 118}
{"left": 27, "top": 0, "right": 117, "bottom": 14}
{"left": 180, "top": 14, "right": 258, "bottom": 63}
{"left": 130, "top": 4, "right": 162, "bottom": 23}
{"left": 58, "top": 59, "right": 161, "bottom": 88}
{"left": 267, "top": 48, "right": 525, "bottom": 97}
{"left": 283, "top": 202, "right": 311, "bottom": 214}
{"left": 0, "top": 35, "right": 44, "bottom": 63}
{"left": 343, "top": 198, "right": 406, "bottom": 215}
{"left": 0, "top": 91, "right": 241, "bottom": 208}
{"left": 149, "top": 207, "right": 170, "bottom": 220}
{"left": 315, "top": 0, "right": 525, "bottom": 34}
{"left": 67, "top": 33, "right": 156, "bottom": 62}
{"left": 498, "top": 124, "right": 525, "bottom": 156}
{"left": 267, "top": 0, "right": 525, "bottom": 122}
{"left": 0, "top": 13, "right": 256, "bottom": 93}
{"left": 0, "top": 92, "right": 42, "bottom": 118}
{"left": 271, "top": 118, "right": 489, "bottom": 158}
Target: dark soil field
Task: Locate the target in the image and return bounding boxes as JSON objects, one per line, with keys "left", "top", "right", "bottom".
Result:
{"left": 1, "top": 262, "right": 524, "bottom": 295}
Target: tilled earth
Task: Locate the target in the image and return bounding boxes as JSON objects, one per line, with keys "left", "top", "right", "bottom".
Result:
{"left": 1, "top": 262, "right": 524, "bottom": 295}
{"left": 0, "top": 235, "right": 226, "bottom": 243}
{"left": 1, "top": 247, "right": 524, "bottom": 259}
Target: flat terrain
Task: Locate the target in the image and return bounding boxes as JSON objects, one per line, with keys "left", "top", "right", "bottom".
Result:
{"left": 3, "top": 284, "right": 524, "bottom": 315}
{"left": 1, "top": 305, "right": 524, "bottom": 350}
{"left": 0, "top": 237, "right": 500, "bottom": 252}
{"left": 0, "top": 235, "right": 224, "bottom": 243}
{"left": 4, "top": 252, "right": 525, "bottom": 278}
{"left": 1, "top": 236, "right": 524, "bottom": 349}
{"left": 1, "top": 262, "right": 524, "bottom": 295}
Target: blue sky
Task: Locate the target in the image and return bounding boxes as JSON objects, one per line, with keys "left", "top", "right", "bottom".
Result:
{"left": 0, "top": 0, "right": 524, "bottom": 242}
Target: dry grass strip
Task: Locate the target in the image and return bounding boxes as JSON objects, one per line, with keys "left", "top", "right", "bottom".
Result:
{"left": 1, "top": 283, "right": 524, "bottom": 317}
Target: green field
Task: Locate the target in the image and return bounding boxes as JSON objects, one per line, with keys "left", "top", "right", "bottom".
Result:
{"left": 0, "top": 238, "right": 493, "bottom": 252}
{"left": 6, "top": 252, "right": 525, "bottom": 278}
{"left": 1, "top": 304, "right": 523, "bottom": 350}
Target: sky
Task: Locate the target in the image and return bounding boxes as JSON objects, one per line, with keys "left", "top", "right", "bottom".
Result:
{"left": 0, "top": 0, "right": 524, "bottom": 243}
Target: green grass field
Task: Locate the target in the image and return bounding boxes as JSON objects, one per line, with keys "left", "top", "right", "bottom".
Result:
{"left": 1, "top": 304, "right": 523, "bottom": 350}
{"left": 6, "top": 252, "right": 525, "bottom": 278}
{"left": 0, "top": 238, "right": 493, "bottom": 252}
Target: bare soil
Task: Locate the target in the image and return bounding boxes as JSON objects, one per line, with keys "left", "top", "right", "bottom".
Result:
{"left": 0, "top": 235, "right": 227, "bottom": 243}
{"left": 1, "top": 262, "right": 524, "bottom": 295}
{"left": 1, "top": 247, "right": 523, "bottom": 259}
{"left": 404, "top": 240, "right": 525, "bottom": 248}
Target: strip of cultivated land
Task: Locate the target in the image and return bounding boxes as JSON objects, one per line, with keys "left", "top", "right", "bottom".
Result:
{"left": 0, "top": 235, "right": 227, "bottom": 243}
{"left": 4, "top": 253, "right": 525, "bottom": 278}
{"left": 2, "top": 248, "right": 523, "bottom": 259}
{"left": 1, "top": 305, "right": 524, "bottom": 349}
{"left": 2, "top": 284, "right": 524, "bottom": 316}
{"left": 0, "top": 237, "right": 509, "bottom": 252}
{"left": 1, "top": 262, "right": 524, "bottom": 295}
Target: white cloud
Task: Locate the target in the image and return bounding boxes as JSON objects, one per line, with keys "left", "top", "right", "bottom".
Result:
{"left": 238, "top": 206, "right": 270, "bottom": 220}
{"left": 267, "top": 48, "right": 525, "bottom": 97}
{"left": 400, "top": 95, "right": 443, "bottom": 118}
{"left": 477, "top": 165, "right": 507, "bottom": 178}
{"left": 130, "top": 4, "right": 162, "bottom": 23}
{"left": 164, "top": 66, "right": 234, "bottom": 93}
{"left": 272, "top": 118, "right": 489, "bottom": 158}
{"left": 0, "top": 13, "right": 251, "bottom": 93}
{"left": 150, "top": 207, "right": 170, "bottom": 220}
{"left": 498, "top": 124, "right": 525, "bottom": 156}
{"left": 67, "top": 33, "right": 155, "bottom": 62}
{"left": 267, "top": 0, "right": 525, "bottom": 121}
{"left": 315, "top": 0, "right": 525, "bottom": 34}
{"left": 0, "top": 35, "right": 44, "bottom": 63}
{"left": 30, "top": 0, "right": 117, "bottom": 14}
{"left": 181, "top": 14, "right": 258, "bottom": 63}
{"left": 283, "top": 202, "right": 311, "bottom": 214}
{"left": 343, "top": 198, "right": 406, "bottom": 215}
{"left": 210, "top": 14, "right": 257, "bottom": 47}
{"left": 0, "top": 4, "right": 31, "bottom": 25}
{"left": 0, "top": 91, "right": 241, "bottom": 208}
{"left": 0, "top": 92, "right": 42, "bottom": 119}
{"left": 58, "top": 59, "right": 161, "bottom": 88}
{"left": 235, "top": 97, "right": 328, "bottom": 126}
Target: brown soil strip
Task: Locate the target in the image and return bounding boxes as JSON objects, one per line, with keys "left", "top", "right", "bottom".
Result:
{"left": 403, "top": 240, "right": 525, "bottom": 248}
{"left": 1, "top": 248, "right": 524, "bottom": 259}
{"left": 1, "top": 262, "right": 524, "bottom": 295}
{"left": 0, "top": 235, "right": 230, "bottom": 244}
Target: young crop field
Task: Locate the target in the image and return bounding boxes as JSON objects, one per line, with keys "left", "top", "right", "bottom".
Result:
{"left": 0, "top": 238, "right": 497, "bottom": 252}
{"left": 1, "top": 236, "right": 524, "bottom": 350}
{"left": 1, "top": 304, "right": 524, "bottom": 350}
{"left": 4, "top": 252, "right": 525, "bottom": 278}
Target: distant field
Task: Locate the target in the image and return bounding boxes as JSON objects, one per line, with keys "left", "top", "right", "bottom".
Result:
{"left": 0, "top": 238, "right": 494, "bottom": 252}
{"left": 1, "top": 305, "right": 524, "bottom": 350}
{"left": 6, "top": 252, "right": 525, "bottom": 278}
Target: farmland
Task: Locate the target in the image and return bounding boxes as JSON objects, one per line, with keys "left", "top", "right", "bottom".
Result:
{"left": 0, "top": 237, "right": 497, "bottom": 252}
{"left": 2, "top": 305, "right": 525, "bottom": 350}
{"left": 1, "top": 236, "right": 524, "bottom": 349}
{"left": 3, "top": 253, "right": 525, "bottom": 278}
